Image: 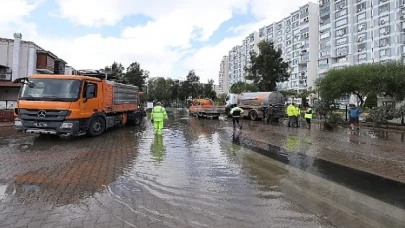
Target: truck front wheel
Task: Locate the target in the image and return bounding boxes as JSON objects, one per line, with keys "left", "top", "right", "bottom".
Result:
{"left": 87, "top": 116, "right": 106, "bottom": 137}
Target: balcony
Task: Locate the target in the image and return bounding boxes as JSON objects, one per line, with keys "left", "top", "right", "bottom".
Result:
{"left": 36, "top": 51, "right": 57, "bottom": 74}
{"left": 0, "top": 65, "right": 12, "bottom": 81}
{"left": 299, "top": 56, "right": 310, "bottom": 65}
{"left": 54, "top": 59, "right": 67, "bottom": 75}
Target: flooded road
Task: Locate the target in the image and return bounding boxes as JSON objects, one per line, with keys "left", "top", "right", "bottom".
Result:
{"left": 0, "top": 108, "right": 404, "bottom": 227}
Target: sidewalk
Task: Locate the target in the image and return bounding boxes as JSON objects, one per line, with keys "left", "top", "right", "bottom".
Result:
{"left": 237, "top": 120, "right": 405, "bottom": 184}
{"left": 0, "top": 122, "right": 13, "bottom": 127}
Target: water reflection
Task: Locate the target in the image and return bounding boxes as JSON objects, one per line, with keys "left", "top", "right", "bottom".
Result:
{"left": 151, "top": 133, "right": 165, "bottom": 163}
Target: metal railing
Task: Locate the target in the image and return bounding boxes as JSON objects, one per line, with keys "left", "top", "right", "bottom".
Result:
{"left": 0, "top": 100, "right": 16, "bottom": 110}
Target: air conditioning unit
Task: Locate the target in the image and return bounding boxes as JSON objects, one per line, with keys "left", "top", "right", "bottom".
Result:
{"left": 380, "top": 20, "right": 386, "bottom": 25}
{"left": 358, "top": 37, "right": 364, "bottom": 42}
{"left": 0, "top": 74, "right": 11, "bottom": 81}
{"left": 358, "top": 48, "right": 363, "bottom": 52}
{"left": 339, "top": 5, "right": 344, "bottom": 9}
{"left": 402, "top": 53, "right": 405, "bottom": 57}
{"left": 357, "top": 8, "right": 362, "bottom": 12}
{"left": 384, "top": 31, "right": 389, "bottom": 35}
{"left": 320, "top": 20, "right": 324, "bottom": 24}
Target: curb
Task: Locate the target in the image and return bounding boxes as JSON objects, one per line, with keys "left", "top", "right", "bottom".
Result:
{"left": 0, "top": 123, "right": 13, "bottom": 127}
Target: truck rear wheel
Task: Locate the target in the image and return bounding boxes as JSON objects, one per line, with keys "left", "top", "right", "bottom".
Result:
{"left": 87, "top": 116, "right": 106, "bottom": 137}
{"left": 127, "top": 112, "right": 142, "bottom": 126}
{"left": 249, "top": 110, "right": 258, "bottom": 121}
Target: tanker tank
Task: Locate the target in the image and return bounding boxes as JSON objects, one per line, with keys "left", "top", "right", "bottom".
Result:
{"left": 238, "top": 92, "right": 286, "bottom": 107}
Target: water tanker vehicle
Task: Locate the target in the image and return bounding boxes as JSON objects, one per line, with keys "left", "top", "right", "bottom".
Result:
{"left": 225, "top": 92, "right": 286, "bottom": 121}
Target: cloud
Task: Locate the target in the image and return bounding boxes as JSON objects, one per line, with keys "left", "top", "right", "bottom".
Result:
{"left": 0, "top": 0, "right": 42, "bottom": 39}
{"left": 1, "top": 0, "right": 318, "bottom": 84}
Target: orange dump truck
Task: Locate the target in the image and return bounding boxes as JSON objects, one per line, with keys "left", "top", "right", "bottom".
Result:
{"left": 13, "top": 70, "right": 145, "bottom": 137}
{"left": 189, "top": 98, "right": 225, "bottom": 119}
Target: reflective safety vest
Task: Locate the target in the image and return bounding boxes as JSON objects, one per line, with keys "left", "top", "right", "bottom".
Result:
{"left": 286, "top": 105, "right": 296, "bottom": 117}
{"left": 151, "top": 106, "right": 168, "bottom": 121}
{"left": 296, "top": 107, "right": 300, "bottom": 116}
{"left": 305, "top": 108, "right": 313, "bottom": 119}
{"left": 230, "top": 107, "right": 244, "bottom": 117}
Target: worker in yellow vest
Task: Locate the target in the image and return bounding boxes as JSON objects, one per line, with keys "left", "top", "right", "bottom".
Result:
{"left": 286, "top": 103, "right": 298, "bottom": 127}
{"left": 151, "top": 102, "right": 168, "bottom": 134}
{"left": 304, "top": 106, "right": 313, "bottom": 129}
{"left": 295, "top": 104, "right": 300, "bottom": 127}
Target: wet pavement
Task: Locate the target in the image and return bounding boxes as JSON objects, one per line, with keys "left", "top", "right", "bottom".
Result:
{"left": 0, "top": 108, "right": 404, "bottom": 227}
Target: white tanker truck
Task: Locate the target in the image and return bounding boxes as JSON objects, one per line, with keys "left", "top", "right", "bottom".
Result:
{"left": 225, "top": 91, "right": 287, "bottom": 121}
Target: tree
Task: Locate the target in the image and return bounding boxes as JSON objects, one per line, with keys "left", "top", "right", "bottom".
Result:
{"left": 229, "top": 81, "right": 258, "bottom": 93}
{"left": 245, "top": 40, "right": 290, "bottom": 91}
{"left": 316, "top": 61, "right": 405, "bottom": 107}
{"left": 125, "top": 62, "right": 149, "bottom": 90}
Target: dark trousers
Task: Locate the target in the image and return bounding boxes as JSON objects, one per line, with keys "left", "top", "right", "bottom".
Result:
{"left": 288, "top": 116, "right": 297, "bottom": 127}
{"left": 232, "top": 117, "right": 240, "bottom": 128}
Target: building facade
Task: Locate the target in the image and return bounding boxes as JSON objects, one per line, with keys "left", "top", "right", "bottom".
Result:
{"left": 317, "top": 0, "right": 404, "bottom": 104}
{"left": 227, "top": 32, "right": 260, "bottom": 86}
{"left": 0, "top": 33, "right": 69, "bottom": 116}
{"left": 218, "top": 55, "right": 229, "bottom": 94}
{"left": 224, "top": 3, "right": 319, "bottom": 96}
{"left": 262, "top": 2, "right": 320, "bottom": 92}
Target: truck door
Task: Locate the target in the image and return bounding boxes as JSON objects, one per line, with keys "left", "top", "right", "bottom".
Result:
{"left": 81, "top": 81, "right": 101, "bottom": 118}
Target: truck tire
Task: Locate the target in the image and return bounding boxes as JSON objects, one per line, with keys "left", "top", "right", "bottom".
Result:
{"left": 249, "top": 110, "right": 258, "bottom": 121}
{"left": 87, "top": 116, "right": 106, "bottom": 137}
{"left": 127, "top": 112, "right": 142, "bottom": 126}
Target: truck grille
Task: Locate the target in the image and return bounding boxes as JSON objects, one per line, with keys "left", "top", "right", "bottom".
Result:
{"left": 19, "top": 109, "right": 70, "bottom": 121}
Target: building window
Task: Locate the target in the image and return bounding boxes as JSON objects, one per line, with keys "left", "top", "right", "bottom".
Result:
{"left": 379, "top": 15, "right": 389, "bottom": 25}
{"left": 380, "top": 26, "right": 390, "bottom": 36}
{"left": 379, "top": 3, "right": 390, "bottom": 15}
{"left": 336, "top": 27, "right": 347, "bottom": 37}
{"left": 335, "top": 1, "right": 346, "bottom": 11}
{"left": 380, "top": 48, "right": 390, "bottom": 57}
{"left": 380, "top": 37, "right": 390, "bottom": 47}
{"left": 320, "top": 50, "right": 330, "bottom": 57}
{"left": 320, "top": 41, "right": 330, "bottom": 49}
{"left": 335, "top": 9, "right": 347, "bottom": 19}
{"left": 336, "top": 47, "right": 348, "bottom": 56}
{"left": 357, "top": 33, "right": 366, "bottom": 42}
{"left": 336, "top": 18, "right": 347, "bottom": 28}
{"left": 357, "top": 13, "right": 366, "bottom": 22}
{"left": 320, "top": 31, "right": 330, "bottom": 39}
{"left": 336, "top": 37, "right": 347, "bottom": 46}
{"left": 357, "top": 43, "right": 366, "bottom": 52}
{"left": 356, "top": 2, "right": 366, "bottom": 13}
{"left": 357, "top": 22, "right": 366, "bottom": 32}
{"left": 318, "top": 59, "right": 329, "bottom": 66}
{"left": 292, "top": 14, "right": 299, "bottom": 21}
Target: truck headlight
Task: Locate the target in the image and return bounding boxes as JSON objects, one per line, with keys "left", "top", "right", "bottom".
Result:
{"left": 14, "top": 120, "right": 22, "bottom": 126}
{"left": 61, "top": 123, "right": 73, "bottom": 129}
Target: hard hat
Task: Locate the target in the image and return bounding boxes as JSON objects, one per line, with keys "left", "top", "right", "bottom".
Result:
{"left": 156, "top": 102, "right": 162, "bottom": 106}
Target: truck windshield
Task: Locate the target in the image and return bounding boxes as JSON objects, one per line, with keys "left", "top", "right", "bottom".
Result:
{"left": 19, "top": 78, "right": 81, "bottom": 101}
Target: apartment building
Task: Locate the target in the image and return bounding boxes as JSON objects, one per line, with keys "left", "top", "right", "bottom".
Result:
{"left": 227, "top": 32, "right": 260, "bottom": 86}
{"left": 218, "top": 55, "right": 229, "bottom": 94}
{"left": 0, "top": 33, "right": 69, "bottom": 112}
{"left": 258, "top": 2, "right": 320, "bottom": 92}
{"left": 317, "top": 0, "right": 404, "bottom": 103}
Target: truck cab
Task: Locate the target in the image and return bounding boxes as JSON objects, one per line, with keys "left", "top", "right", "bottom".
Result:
{"left": 13, "top": 71, "right": 144, "bottom": 137}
